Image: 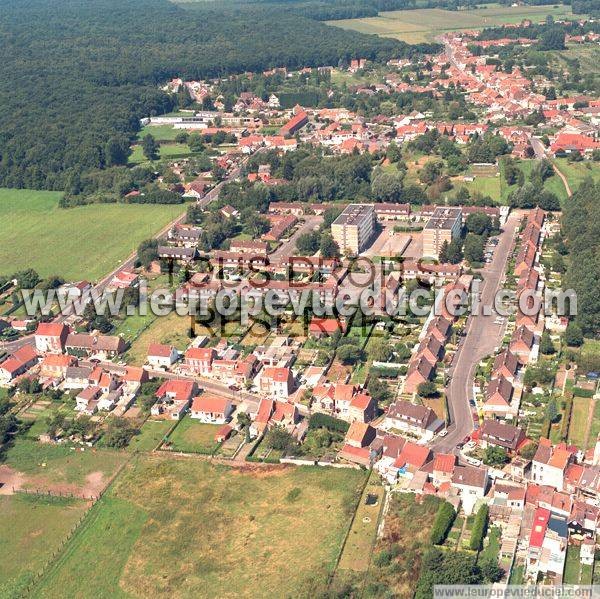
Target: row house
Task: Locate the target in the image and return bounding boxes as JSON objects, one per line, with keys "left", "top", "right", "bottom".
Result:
{"left": 531, "top": 438, "right": 574, "bottom": 492}
{"left": 65, "top": 333, "right": 126, "bottom": 358}
{"left": 168, "top": 224, "right": 203, "bottom": 248}
{"left": 35, "top": 322, "right": 70, "bottom": 354}
{"left": 482, "top": 376, "right": 516, "bottom": 420}
{"left": 492, "top": 349, "right": 519, "bottom": 382}
{"left": 526, "top": 507, "right": 568, "bottom": 583}
{"left": 451, "top": 465, "right": 489, "bottom": 515}
{"left": 478, "top": 419, "right": 527, "bottom": 454}
{"left": 249, "top": 398, "right": 300, "bottom": 438}
{"left": 311, "top": 383, "right": 376, "bottom": 423}
{"left": 39, "top": 354, "right": 77, "bottom": 381}
{"left": 256, "top": 366, "right": 294, "bottom": 399}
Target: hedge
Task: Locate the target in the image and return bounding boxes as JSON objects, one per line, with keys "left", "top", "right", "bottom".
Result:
{"left": 469, "top": 504, "right": 489, "bottom": 551}
{"left": 308, "top": 413, "right": 350, "bottom": 434}
{"left": 573, "top": 387, "right": 595, "bottom": 398}
{"left": 430, "top": 501, "right": 456, "bottom": 545}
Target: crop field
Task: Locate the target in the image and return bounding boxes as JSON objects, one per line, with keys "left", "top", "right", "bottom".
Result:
{"left": 32, "top": 456, "right": 365, "bottom": 598}
{"left": 328, "top": 4, "right": 575, "bottom": 43}
{"left": 0, "top": 188, "right": 184, "bottom": 281}
{"left": 0, "top": 493, "right": 90, "bottom": 597}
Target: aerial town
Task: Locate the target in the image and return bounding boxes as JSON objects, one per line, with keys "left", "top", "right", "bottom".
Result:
{"left": 1, "top": 1, "right": 600, "bottom": 596}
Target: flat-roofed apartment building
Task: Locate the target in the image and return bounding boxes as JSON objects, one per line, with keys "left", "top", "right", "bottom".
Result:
{"left": 331, "top": 204, "right": 375, "bottom": 255}
{"left": 422, "top": 207, "right": 462, "bottom": 259}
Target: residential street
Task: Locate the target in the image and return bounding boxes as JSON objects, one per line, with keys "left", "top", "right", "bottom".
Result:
{"left": 433, "top": 211, "right": 520, "bottom": 452}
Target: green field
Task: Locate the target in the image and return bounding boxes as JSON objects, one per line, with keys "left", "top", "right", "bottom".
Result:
{"left": 0, "top": 188, "right": 184, "bottom": 281}
{"left": 129, "top": 143, "right": 193, "bottom": 165}
{"left": 126, "top": 419, "right": 174, "bottom": 453}
{"left": 328, "top": 4, "right": 575, "bottom": 43}
{"left": 568, "top": 396, "right": 590, "bottom": 448}
{"left": 0, "top": 494, "right": 90, "bottom": 597}
{"left": 554, "top": 158, "right": 600, "bottom": 196}
{"left": 4, "top": 438, "right": 126, "bottom": 496}
{"left": 137, "top": 125, "right": 182, "bottom": 142}
{"left": 32, "top": 456, "right": 365, "bottom": 598}
{"left": 166, "top": 417, "right": 221, "bottom": 454}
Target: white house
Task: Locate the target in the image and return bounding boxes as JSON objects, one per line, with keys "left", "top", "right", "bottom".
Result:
{"left": 147, "top": 343, "right": 178, "bottom": 369}
{"left": 190, "top": 395, "right": 233, "bottom": 424}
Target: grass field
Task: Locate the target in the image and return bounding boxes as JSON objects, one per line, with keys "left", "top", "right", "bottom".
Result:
{"left": 129, "top": 143, "right": 193, "bottom": 165}
{"left": 0, "top": 188, "right": 184, "bottom": 280}
{"left": 166, "top": 417, "right": 221, "bottom": 454}
{"left": 124, "top": 311, "right": 193, "bottom": 365}
{"left": 0, "top": 494, "right": 90, "bottom": 597}
{"left": 137, "top": 125, "right": 182, "bottom": 142}
{"left": 126, "top": 419, "right": 174, "bottom": 452}
{"left": 554, "top": 158, "right": 600, "bottom": 195}
{"left": 568, "top": 396, "right": 589, "bottom": 448}
{"left": 4, "top": 439, "right": 126, "bottom": 496}
{"left": 328, "top": 4, "right": 575, "bottom": 43}
{"left": 33, "top": 457, "right": 365, "bottom": 598}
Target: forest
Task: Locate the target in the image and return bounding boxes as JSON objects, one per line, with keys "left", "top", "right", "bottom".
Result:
{"left": 0, "top": 0, "right": 424, "bottom": 192}
{"left": 561, "top": 179, "right": 600, "bottom": 336}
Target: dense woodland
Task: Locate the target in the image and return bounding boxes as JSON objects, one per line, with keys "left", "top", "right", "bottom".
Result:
{"left": 561, "top": 179, "right": 600, "bottom": 336}
{"left": 0, "top": 0, "right": 425, "bottom": 191}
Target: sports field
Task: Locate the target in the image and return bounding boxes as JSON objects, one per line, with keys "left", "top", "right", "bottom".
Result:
{"left": 328, "top": 4, "right": 575, "bottom": 43}
{"left": 0, "top": 188, "right": 184, "bottom": 281}
{"left": 32, "top": 456, "right": 365, "bottom": 598}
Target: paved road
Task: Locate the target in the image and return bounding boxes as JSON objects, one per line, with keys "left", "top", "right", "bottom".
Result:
{"left": 433, "top": 212, "right": 520, "bottom": 452}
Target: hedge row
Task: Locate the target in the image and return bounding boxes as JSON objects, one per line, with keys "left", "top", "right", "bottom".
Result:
{"left": 470, "top": 504, "right": 489, "bottom": 551}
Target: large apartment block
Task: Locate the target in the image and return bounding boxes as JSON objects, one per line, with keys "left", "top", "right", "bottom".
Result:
{"left": 331, "top": 204, "right": 375, "bottom": 255}
{"left": 422, "top": 207, "right": 462, "bottom": 259}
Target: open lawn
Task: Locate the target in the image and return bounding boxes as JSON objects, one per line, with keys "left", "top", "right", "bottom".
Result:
{"left": 32, "top": 456, "right": 365, "bottom": 598}
{"left": 0, "top": 494, "right": 90, "bottom": 597}
{"left": 328, "top": 4, "right": 575, "bottom": 43}
{"left": 126, "top": 419, "right": 174, "bottom": 453}
{"left": 137, "top": 125, "right": 182, "bottom": 142}
{"left": 0, "top": 188, "right": 184, "bottom": 280}
{"left": 568, "top": 396, "right": 590, "bottom": 448}
{"left": 3, "top": 439, "right": 126, "bottom": 497}
{"left": 129, "top": 143, "right": 193, "bottom": 165}
{"left": 336, "top": 473, "right": 381, "bottom": 573}
{"left": 165, "top": 416, "right": 221, "bottom": 454}
{"left": 554, "top": 158, "right": 600, "bottom": 195}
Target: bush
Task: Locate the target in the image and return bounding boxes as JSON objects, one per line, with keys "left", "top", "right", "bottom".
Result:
{"left": 430, "top": 501, "right": 456, "bottom": 545}
{"left": 469, "top": 504, "right": 488, "bottom": 551}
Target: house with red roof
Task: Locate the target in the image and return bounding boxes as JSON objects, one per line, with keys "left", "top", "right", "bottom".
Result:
{"left": 184, "top": 347, "right": 215, "bottom": 376}
{"left": 257, "top": 366, "right": 294, "bottom": 399}
{"left": 0, "top": 345, "right": 39, "bottom": 385}
{"left": 39, "top": 354, "right": 77, "bottom": 380}
{"left": 152, "top": 379, "right": 197, "bottom": 419}
{"left": 35, "top": 322, "right": 69, "bottom": 354}
{"left": 531, "top": 438, "right": 573, "bottom": 491}
{"left": 308, "top": 317, "right": 345, "bottom": 339}
{"left": 432, "top": 453, "right": 456, "bottom": 486}
{"left": 526, "top": 507, "right": 568, "bottom": 583}
{"left": 147, "top": 343, "right": 179, "bottom": 369}
{"left": 190, "top": 394, "right": 233, "bottom": 424}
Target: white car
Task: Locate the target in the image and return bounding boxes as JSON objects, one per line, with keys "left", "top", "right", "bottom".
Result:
{"left": 438, "top": 429, "right": 448, "bottom": 437}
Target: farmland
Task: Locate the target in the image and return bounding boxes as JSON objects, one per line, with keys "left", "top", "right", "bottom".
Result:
{"left": 32, "top": 457, "right": 365, "bottom": 598}
{"left": 0, "top": 188, "right": 184, "bottom": 281}
{"left": 328, "top": 4, "right": 575, "bottom": 43}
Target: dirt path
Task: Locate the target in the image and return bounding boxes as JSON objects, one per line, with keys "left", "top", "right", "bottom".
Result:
{"left": 553, "top": 163, "right": 572, "bottom": 198}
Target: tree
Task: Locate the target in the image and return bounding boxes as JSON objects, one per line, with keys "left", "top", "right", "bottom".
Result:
{"left": 319, "top": 233, "right": 340, "bottom": 259}
{"left": 14, "top": 268, "right": 40, "bottom": 289}
{"left": 103, "top": 417, "right": 139, "bottom": 448}
{"left": 370, "top": 338, "right": 393, "bottom": 362}
{"left": 142, "top": 134, "right": 159, "bottom": 161}
{"left": 367, "top": 377, "right": 390, "bottom": 403}
{"left": 445, "top": 239, "right": 463, "bottom": 264}
{"left": 417, "top": 381, "right": 438, "bottom": 397}
{"left": 483, "top": 446, "right": 509, "bottom": 467}
{"left": 463, "top": 233, "right": 485, "bottom": 264}
{"left": 439, "top": 240, "right": 450, "bottom": 263}
{"left": 469, "top": 504, "right": 489, "bottom": 551}
{"left": 296, "top": 231, "right": 320, "bottom": 255}
{"left": 565, "top": 322, "right": 583, "bottom": 347}
{"left": 371, "top": 171, "right": 403, "bottom": 203}
{"left": 430, "top": 502, "right": 456, "bottom": 545}
{"left": 480, "top": 559, "right": 504, "bottom": 583}
{"left": 264, "top": 425, "right": 295, "bottom": 451}
{"left": 539, "top": 330, "right": 556, "bottom": 355}
{"left": 137, "top": 238, "right": 158, "bottom": 269}
{"left": 337, "top": 345, "right": 362, "bottom": 365}
{"left": 465, "top": 213, "right": 492, "bottom": 236}
{"left": 520, "top": 441, "right": 538, "bottom": 460}
{"left": 545, "top": 397, "right": 559, "bottom": 424}
{"left": 539, "top": 27, "right": 566, "bottom": 51}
